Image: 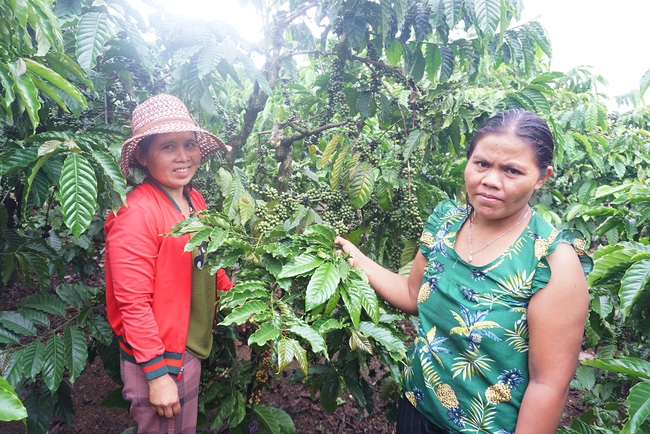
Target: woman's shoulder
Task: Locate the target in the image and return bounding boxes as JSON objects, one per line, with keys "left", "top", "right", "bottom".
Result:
{"left": 528, "top": 214, "right": 593, "bottom": 276}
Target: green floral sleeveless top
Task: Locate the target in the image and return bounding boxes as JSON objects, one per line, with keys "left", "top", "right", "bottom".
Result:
{"left": 402, "top": 200, "right": 592, "bottom": 433}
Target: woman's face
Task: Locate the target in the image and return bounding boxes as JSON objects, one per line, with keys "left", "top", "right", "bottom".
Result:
{"left": 464, "top": 133, "right": 552, "bottom": 221}
{"left": 135, "top": 131, "right": 201, "bottom": 193}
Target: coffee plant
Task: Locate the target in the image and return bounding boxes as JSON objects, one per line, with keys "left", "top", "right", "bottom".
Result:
{"left": 2, "top": 0, "right": 650, "bottom": 432}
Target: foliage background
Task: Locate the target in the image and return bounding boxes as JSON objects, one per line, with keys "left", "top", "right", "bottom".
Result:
{"left": 1, "top": 0, "right": 649, "bottom": 432}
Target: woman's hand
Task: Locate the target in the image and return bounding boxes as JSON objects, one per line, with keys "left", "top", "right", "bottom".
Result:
{"left": 148, "top": 374, "right": 181, "bottom": 418}
{"left": 334, "top": 236, "right": 366, "bottom": 267}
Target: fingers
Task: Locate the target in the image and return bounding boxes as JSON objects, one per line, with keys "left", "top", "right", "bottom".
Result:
{"left": 152, "top": 403, "right": 181, "bottom": 418}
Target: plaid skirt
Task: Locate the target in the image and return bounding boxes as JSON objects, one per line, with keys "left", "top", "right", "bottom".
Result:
{"left": 121, "top": 351, "right": 200, "bottom": 434}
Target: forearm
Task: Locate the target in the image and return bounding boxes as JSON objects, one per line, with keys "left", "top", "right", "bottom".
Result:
{"left": 515, "top": 381, "right": 569, "bottom": 433}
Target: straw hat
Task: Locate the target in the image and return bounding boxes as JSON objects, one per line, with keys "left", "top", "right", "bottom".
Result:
{"left": 120, "top": 94, "right": 231, "bottom": 177}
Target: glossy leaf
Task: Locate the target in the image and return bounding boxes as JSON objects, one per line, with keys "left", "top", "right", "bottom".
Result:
{"left": 359, "top": 321, "right": 407, "bottom": 358}
{"left": 0, "top": 377, "right": 27, "bottom": 422}
{"left": 42, "top": 335, "right": 65, "bottom": 393}
{"left": 320, "top": 134, "right": 343, "bottom": 168}
{"left": 64, "top": 325, "right": 88, "bottom": 384}
{"left": 16, "top": 294, "right": 66, "bottom": 317}
{"left": 473, "top": 0, "right": 500, "bottom": 39}
{"left": 248, "top": 322, "right": 280, "bottom": 347}
{"left": 75, "top": 12, "right": 111, "bottom": 72}
{"left": 621, "top": 381, "right": 650, "bottom": 434}
{"left": 349, "top": 329, "right": 373, "bottom": 354}
{"left": 348, "top": 268, "right": 379, "bottom": 323}
{"left": 619, "top": 259, "right": 650, "bottom": 320}
{"left": 58, "top": 153, "right": 98, "bottom": 238}
{"left": 0, "top": 311, "right": 37, "bottom": 336}
{"left": 23, "top": 58, "right": 86, "bottom": 105}
{"left": 278, "top": 253, "right": 323, "bottom": 279}
{"left": 287, "top": 323, "right": 327, "bottom": 355}
{"left": 92, "top": 150, "right": 127, "bottom": 211}
{"left": 329, "top": 144, "right": 350, "bottom": 191}
{"left": 254, "top": 404, "right": 296, "bottom": 434}
{"left": 582, "top": 357, "right": 650, "bottom": 380}
{"left": 220, "top": 301, "right": 268, "bottom": 326}
{"left": 348, "top": 161, "right": 374, "bottom": 209}
{"left": 305, "top": 262, "right": 340, "bottom": 311}
{"left": 9, "top": 61, "right": 40, "bottom": 128}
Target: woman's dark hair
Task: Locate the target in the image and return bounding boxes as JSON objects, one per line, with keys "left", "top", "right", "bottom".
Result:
{"left": 466, "top": 109, "right": 554, "bottom": 173}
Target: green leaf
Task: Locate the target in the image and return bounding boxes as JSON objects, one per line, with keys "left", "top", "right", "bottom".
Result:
{"left": 319, "top": 373, "right": 340, "bottom": 412}
{"left": 277, "top": 337, "right": 295, "bottom": 372}
{"left": 220, "top": 301, "right": 268, "bottom": 326}
{"left": 619, "top": 259, "right": 650, "bottom": 320}
{"left": 58, "top": 153, "right": 98, "bottom": 238}
{"left": 75, "top": 12, "right": 111, "bottom": 72}
{"left": 348, "top": 268, "right": 379, "bottom": 323}
{"left": 0, "top": 311, "right": 37, "bottom": 336}
{"left": 254, "top": 404, "right": 296, "bottom": 434}
{"left": 0, "top": 326, "right": 21, "bottom": 345}
{"left": 248, "top": 322, "right": 280, "bottom": 347}
{"left": 20, "top": 341, "right": 46, "bottom": 380}
{"left": 473, "top": 0, "right": 500, "bottom": 39}
{"left": 349, "top": 329, "right": 373, "bottom": 354}
{"left": 0, "top": 377, "right": 27, "bottom": 422}
{"left": 197, "top": 44, "right": 223, "bottom": 79}
{"left": 320, "top": 134, "right": 342, "bottom": 168}
{"left": 42, "top": 335, "right": 65, "bottom": 393}
{"left": 92, "top": 150, "right": 127, "bottom": 211}
{"left": 305, "top": 262, "right": 340, "bottom": 311}
{"left": 183, "top": 227, "right": 212, "bottom": 252}
{"left": 621, "top": 381, "right": 650, "bottom": 434}
{"left": 588, "top": 247, "right": 636, "bottom": 284}
{"left": 9, "top": 60, "right": 40, "bottom": 129}
{"left": 287, "top": 323, "right": 327, "bottom": 355}
{"left": 640, "top": 67, "right": 650, "bottom": 97}
{"left": 403, "top": 129, "right": 429, "bottom": 160}
{"left": 278, "top": 253, "right": 323, "bottom": 279}
{"left": 23, "top": 58, "right": 86, "bottom": 106}
{"left": 425, "top": 44, "right": 442, "bottom": 82}
{"left": 16, "top": 294, "right": 66, "bottom": 317}
{"left": 582, "top": 357, "right": 650, "bottom": 380}
{"left": 348, "top": 161, "right": 375, "bottom": 209}
{"left": 330, "top": 144, "right": 350, "bottom": 191}
{"left": 385, "top": 39, "right": 404, "bottom": 66}
{"left": 444, "top": 0, "right": 464, "bottom": 28}
{"left": 341, "top": 281, "right": 362, "bottom": 329}
{"left": 359, "top": 321, "right": 407, "bottom": 357}
{"left": 79, "top": 311, "right": 114, "bottom": 346}
{"left": 439, "top": 45, "right": 454, "bottom": 82}
{"left": 64, "top": 325, "right": 88, "bottom": 384}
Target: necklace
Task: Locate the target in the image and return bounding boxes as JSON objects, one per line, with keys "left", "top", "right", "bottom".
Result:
{"left": 468, "top": 206, "right": 531, "bottom": 263}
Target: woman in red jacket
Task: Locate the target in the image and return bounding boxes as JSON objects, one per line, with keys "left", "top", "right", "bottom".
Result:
{"left": 105, "top": 94, "right": 232, "bottom": 433}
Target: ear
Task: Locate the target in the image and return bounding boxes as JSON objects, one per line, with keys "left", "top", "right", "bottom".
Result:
{"left": 535, "top": 166, "right": 553, "bottom": 190}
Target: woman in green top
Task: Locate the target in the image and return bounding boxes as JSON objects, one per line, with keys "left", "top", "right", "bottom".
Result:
{"left": 336, "top": 109, "right": 592, "bottom": 433}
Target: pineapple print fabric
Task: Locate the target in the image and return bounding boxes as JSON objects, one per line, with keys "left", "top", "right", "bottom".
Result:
{"left": 403, "top": 200, "right": 592, "bottom": 433}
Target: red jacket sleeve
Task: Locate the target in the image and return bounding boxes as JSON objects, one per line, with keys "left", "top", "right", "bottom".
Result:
{"left": 216, "top": 268, "right": 233, "bottom": 293}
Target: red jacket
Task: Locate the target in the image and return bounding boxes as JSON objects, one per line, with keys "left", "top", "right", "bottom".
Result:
{"left": 105, "top": 181, "right": 232, "bottom": 380}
